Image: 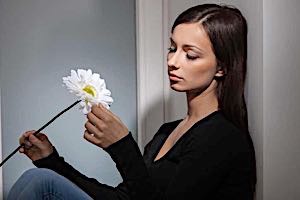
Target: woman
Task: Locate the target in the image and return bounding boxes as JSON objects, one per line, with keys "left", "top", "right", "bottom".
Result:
{"left": 8, "top": 3, "right": 256, "bottom": 200}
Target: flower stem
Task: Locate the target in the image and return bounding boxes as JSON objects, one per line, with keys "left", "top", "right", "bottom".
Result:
{"left": 0, "top": 100, "right": 81, "bottom": 167}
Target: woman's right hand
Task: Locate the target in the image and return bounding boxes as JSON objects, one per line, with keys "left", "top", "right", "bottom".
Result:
{"left": 19, "top": 130, "right": 54, "bottom": 161}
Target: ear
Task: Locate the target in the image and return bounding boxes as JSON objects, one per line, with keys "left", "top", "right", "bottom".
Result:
{"left": 215, "top": 67, "right": 225, "bottom": 78}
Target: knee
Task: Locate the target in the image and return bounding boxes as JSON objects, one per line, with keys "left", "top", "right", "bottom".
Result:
{"left": 19, "top": 168, "right": 62, "bottom": 192}
{"left": 8, "top": 168, "right": 58, "bottom": 199}
{"left": 21, "top": 168, "right": 56, "bottom": 180}
{"left": 19, "top": 168, "right": 62, "bottom": 188}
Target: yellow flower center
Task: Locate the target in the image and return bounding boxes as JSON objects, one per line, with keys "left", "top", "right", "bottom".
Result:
{"left": 82, "top": 85, "right": 97, "bottom": 97}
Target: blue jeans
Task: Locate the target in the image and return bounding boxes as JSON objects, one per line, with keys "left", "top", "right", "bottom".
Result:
{"left": 7, "top": 168, "right": 93, "bottom": 200}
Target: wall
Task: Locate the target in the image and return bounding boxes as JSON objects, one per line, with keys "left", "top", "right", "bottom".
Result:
{"left": 135, "top": 0, "right": 166, "bottom": 150}
{"left": 263, "top": 0, "right": 300, "bottom": 199}
{"left": 0, "top": 90, "right": 2, "bottom": 199}
{"left": 0, "top": 0, "right": 136, "bottom": 197}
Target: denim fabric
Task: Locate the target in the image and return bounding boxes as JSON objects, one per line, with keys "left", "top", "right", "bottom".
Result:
{"left": 7, "top": 168, "right": 93, "bottom": 200}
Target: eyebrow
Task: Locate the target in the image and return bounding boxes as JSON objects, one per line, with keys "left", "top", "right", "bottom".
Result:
{"left": 170, "top": 37, "right": 205, "bottom": 53}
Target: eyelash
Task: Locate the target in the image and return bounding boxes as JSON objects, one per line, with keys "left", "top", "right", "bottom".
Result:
{"left": 186, "top": 54, "right": 198, "bottom": 60}
{"left": 167, "top": 47, "right": 198, "bottom": 60}
{"left": 167, "top": 47, "right": 176, "bottom": 53}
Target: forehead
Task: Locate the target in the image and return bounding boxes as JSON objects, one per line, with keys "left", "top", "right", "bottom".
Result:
{"left": 171, "top": 23, "right": 213, "bottom": 50}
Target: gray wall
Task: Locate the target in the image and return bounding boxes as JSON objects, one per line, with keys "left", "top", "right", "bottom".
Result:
{"left": 0, "top": 0, "right": 136, "bottom": 197}
{"left": 264, "top": 0, "right": 300, "bottom": 199}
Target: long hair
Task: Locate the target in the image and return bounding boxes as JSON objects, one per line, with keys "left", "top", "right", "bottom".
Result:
{"left": 172, "top": 4, "right": 257, "bottom": 191}
{"left": 172, "top": 4, "right": 249, "bottom": 133}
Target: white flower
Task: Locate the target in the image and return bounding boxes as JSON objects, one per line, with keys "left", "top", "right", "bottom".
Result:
{"left": 62, "top": 69, "right": 113, "bottom": 114}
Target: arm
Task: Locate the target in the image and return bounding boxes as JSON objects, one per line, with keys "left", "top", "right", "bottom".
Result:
{"left": 105, "top": 128, "right": 254, "bottom": 200}
{"left": 33, "top": 147, "right": 122, "bottom": 200}
{"left": 84, "top": 105, "right": 255, "bottom": 199}
{"left": 19, "top": 131, "right": 126, "bottom": 200}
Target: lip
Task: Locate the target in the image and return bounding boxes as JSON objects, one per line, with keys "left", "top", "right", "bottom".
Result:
{"left": 168, "top": 73, "right": 183, "bottom": 81}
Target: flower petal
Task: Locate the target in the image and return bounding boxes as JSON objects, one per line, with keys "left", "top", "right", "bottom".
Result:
{"left": 63, "top": 68, "right": 113, "bottom": 113}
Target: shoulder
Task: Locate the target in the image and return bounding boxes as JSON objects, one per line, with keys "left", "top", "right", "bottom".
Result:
{"left": 186, "top": 112, "right": 253, "bottom": 155}
{"left": 143, "top": 119, "right": 181, "bottom": 153}
{"left": 154, "top": 119, "right": 182, "bottom": 137}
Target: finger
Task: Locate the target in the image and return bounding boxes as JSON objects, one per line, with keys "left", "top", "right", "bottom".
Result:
{"left": 87, "top": 112, "right": 106, "bottom": 131}
{"left": 19, "top": 136, "right": 26, "bottom": 146}
{"left": 25, "top": 130, "right": 44, "bottom": 138}
{"left": 28, "top": 134, "right": 45, "bottom": 149}
{"left": 91, "top": 104, "right": 111, "bottom": 121}
{"left": 87, "top": 112, "right": 101, "bottom": 126}
{"left": 83, "top": 130, "right": 99, "bottom": 145}
{"left": 97, "top": 103, "right": 113, "bottom": 115}
{"left": 19, "top": 130, "right": 35, "bottom": 145}
{"left": 97, "top": 103, "right": 121, "bottom": 122}
{"left": 85, "top": 121, "right": 96, "bottom": 132}
{"left": 24, "top": 140, "right": 33, "bottom": 149}
{"left": 19, "top": 147, "right": 25, "bottom": 153}
{"left": 24, "top": 130, "right": 37, "bottom": 137}
{"left": 36, "top": 133, "right": 48, "bottom": 141}
{"left": 85, "top": 121, "right": 101, "bottom": 136}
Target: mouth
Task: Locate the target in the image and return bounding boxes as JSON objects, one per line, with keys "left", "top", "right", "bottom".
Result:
{"left": 168, "top": 73, "right": 183, "bottom": 81}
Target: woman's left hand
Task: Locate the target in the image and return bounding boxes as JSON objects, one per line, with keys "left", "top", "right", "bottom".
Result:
{"left": 84, "top": 104, "right": 129, "bottom": 148}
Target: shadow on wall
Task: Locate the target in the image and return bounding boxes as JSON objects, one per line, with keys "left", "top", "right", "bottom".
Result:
{"left": 140, "top": 95, "right": 166, "bottom": 151}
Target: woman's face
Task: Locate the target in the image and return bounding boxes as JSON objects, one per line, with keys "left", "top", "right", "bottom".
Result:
{"left": 167, "top": 23, "right": 222, "bottom": 94}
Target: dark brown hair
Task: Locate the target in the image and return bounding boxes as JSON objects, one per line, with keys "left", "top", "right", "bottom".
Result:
{"left": 172, "top": 4, "right": 248, "bottom": 133}
{"left": 172, "top": 4, "right": 257, "bottom": 191}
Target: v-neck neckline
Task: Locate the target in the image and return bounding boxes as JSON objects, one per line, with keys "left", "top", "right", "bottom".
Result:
{"left": 152, "top": 110, "right": 221, "bottom": 164}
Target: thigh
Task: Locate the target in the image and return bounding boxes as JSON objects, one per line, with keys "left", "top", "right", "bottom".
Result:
{"left": 8, "top": 168, "right": 93, "bottom": 200}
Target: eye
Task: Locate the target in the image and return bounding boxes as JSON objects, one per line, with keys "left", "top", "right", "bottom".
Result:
{"left": 186, "top": 54, "right": 198, "bottom": 60}
{"left": 168, "top": 46, "right": 176, "bottom": 53}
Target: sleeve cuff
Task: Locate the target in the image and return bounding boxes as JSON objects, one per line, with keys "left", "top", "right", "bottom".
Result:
{"left": 104, "top": 132, "right": 134, "bottom": 153}
{"left": 33, "top": 147, "right": 60, "bottom": 168}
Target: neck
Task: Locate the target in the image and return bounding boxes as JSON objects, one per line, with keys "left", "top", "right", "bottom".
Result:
{"left": 185, "top": 82, "right": 219, "bottom": 122}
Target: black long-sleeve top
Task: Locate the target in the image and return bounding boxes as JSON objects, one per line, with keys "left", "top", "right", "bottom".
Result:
{"left": 33, "top": 110, "right": 256, "bottom": 200}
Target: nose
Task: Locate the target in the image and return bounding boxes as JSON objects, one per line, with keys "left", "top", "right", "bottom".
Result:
{"left": 167, "top": 51, "right": 180, "bottom": 69}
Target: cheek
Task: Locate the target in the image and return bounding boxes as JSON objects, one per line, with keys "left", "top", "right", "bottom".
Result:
{"left": 186, "top": 61, "right": 217, "bottom": 87}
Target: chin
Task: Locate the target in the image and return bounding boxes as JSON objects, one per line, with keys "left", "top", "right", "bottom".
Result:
{"left": 170, "top": 83, "right": 187, "bottom": 92}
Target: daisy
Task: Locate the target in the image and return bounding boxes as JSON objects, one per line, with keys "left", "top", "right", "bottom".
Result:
{"left": 0, "top": 68, "right": 113, "bottom": 167}
{"left": 62, "top": 69, "right": 113, "bottom": 114}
